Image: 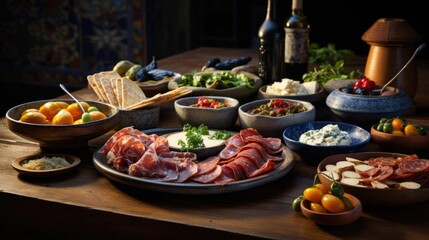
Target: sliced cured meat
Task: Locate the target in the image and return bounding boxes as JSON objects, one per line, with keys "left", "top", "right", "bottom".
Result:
{"left": 128, "top": 143, "right": 179, "bottom": 181}
{"left": 191, "top": 165, "right": 222, "bottom": 183}
{"left": 238, "top": 142, "right": 283, "bottom": 163}
{"left": 105, "top": 134, "right": 147, "bottom": 172}
{"left": 367, "top": 157, "right": 399, "bottom": 168}
{"left": 249, "top": 160, "right": 276, "bottom": 178}
{"left": 360, "top": 166, "right": 394, "bottom": 184}
{"left": 219, "top": 134, "right": 245, "bottom": 159}
{"left": 162, "top": 158, "right": 198, "bottom": 183}
{"left": 193, "top": 156, "right": 220, "bottom": 176}
{"left": 213, "top": 165, "right": 236, "bottom": 185}
{"left": 99, "top": 126, "right": 135, "bottom": 154}
{"left": 226, "top": 161, "right": 247, "bottom": 180}
{"left": 158, "top": 151, "right": 197, "bottom": 162}
{"left": 244, "top": 134, "right": 283, "bottom": 155}
{"left": 399, "top": 158, "right": 429, "bottom": 173}
{"left": 233, "top": 156, "right": 260, "bottom": 178}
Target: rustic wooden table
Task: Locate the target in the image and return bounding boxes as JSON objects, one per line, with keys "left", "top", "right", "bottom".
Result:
{"left": 1, "top": 47, "right": 428, "bottom": 239}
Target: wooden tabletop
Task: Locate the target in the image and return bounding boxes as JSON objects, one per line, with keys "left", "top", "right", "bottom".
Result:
{"left": 1, "top": 47, "right": 428, "bottom": 239}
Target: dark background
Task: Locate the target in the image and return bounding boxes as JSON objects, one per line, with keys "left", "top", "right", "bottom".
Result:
{"left": 2, "top": 0, "right": 428, "bottom": 114}
{"left": 147, "top": 0, "right": 429, "bottom": 61}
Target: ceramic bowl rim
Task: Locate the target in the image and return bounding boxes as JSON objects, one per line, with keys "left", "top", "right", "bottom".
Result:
{"left": 6, "top": 99, "right": 119, "bottom": 127}
{"left": 238, "top": 98, "right": 315, "bottom": 119}
{"left": 175, "top": 95, "right": 240, "bottom": 109}
{"left": 282, "top": 121, "right": 371, "bottom": 148}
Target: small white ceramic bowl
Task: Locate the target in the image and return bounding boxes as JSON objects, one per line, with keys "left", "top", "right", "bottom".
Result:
{"left": 238, "top": 98, "right": 315, "bottom": 138}
{"left": 174, "top": 96, "right": 239, "bottom": 130}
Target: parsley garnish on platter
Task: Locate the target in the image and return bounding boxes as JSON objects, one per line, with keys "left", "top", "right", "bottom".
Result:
{"left": 177, "top": 124, "right": 232, "bottom": 151}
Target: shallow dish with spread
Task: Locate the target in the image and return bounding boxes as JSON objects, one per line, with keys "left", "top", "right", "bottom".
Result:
{"left": 12, "top": 153, "right": 81, "bottom": 178}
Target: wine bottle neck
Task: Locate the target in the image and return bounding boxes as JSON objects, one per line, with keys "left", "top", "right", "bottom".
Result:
{"left": 292, "top": 0, "right": 303, "bottom": 12}
{"left": 265, "top": 0, "right": 278, "bottom": 19}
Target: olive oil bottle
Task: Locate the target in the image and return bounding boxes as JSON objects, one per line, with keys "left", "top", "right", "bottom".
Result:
{"left": 283, "top": 0, "right": 310, "bottom": 82}
{"left": 258, "top": 0, "right": 285, "bottom": 85}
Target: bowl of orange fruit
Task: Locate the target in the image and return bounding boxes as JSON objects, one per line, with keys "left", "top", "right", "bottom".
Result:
{"left": 370, "top": 117, "right": 429, "bottom": 153}
{"left": 292, "top": 174, "right": 362, "bottom": 226}
{"left": 6, "top": 99, "right": 119, "bottom": 149}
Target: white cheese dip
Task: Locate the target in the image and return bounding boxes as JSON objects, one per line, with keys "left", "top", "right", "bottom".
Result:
{"left": 167, "top": 130, "right": 225, "bottom": 149}
{"left": 299, "top": 124, "right": 352, "bottom": 146}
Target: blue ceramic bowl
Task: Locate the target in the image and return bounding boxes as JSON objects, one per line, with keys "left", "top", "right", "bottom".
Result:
{"left": 282, "top": 121, "right": 371, "bottom": 165}
{"left": 326, "top": 87, "right": 413, "bottom": 129}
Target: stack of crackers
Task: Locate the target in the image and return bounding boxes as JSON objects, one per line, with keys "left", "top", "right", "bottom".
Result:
{"left": 87, "top": 70, "right": 192, "bottom": 110}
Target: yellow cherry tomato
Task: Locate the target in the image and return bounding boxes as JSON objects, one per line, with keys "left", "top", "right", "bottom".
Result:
{"left": 321, "top": 194, "right": 345, "bottom": 213}
{"left": 303, "top": 187, "right": 324, "bottom": 203}
{"left": 310, "top": 202, "right": 328, "bottom": 213}
{"left": 404, "top": 124, "right": 420, "bottom": 136}
{"left": 391, "top": 118, "right": 404, "bottom": 132}
{"left": 314, "top": 183, "right": 329, "bottom": 195}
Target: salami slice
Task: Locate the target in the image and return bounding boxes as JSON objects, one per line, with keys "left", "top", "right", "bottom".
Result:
{"left": 399, "top": 159, "right": 429, "bottom": 173}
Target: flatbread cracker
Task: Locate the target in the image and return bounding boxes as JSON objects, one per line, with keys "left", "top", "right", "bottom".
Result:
{"left": 87, "top": 75, "right": 105, "bottom": 101}
{"left": 115, "top": 78, "right": 124, "bottom": 108}
{"left": 100, "top": 76, "right": 119, "bottom": 106}
{"left": 93, "top": 73, "right": 109, "bottom": 102}
{"left": 121, "top": 77, "right": 146, "bottom": 108}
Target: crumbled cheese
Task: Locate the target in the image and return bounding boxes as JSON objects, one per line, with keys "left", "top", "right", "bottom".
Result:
{"left": 22, "top": 156, "right": 70, "bottom": 170}
{"left": 266, "top": 78, "right": 308, "bottom": 95}
{"left": 299, "top": 124, "right": 352, "bottom": 146}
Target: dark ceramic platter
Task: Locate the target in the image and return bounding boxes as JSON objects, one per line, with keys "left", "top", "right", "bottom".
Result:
{"left": 93, "top": 128, "right": 295, "bottom": 195}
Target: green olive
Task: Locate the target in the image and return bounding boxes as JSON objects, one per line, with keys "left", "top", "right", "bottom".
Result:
{"left": 81, "top": 112, "right": 93, "bottom": 123}
{"left": 125, "top": 64, "right": 142, "bottom": 81}
{"left": 87, "top": 106, "right": 99, "bottom": 112}
{"left": 113, "top": 60, "right": 135, "bottom": 76}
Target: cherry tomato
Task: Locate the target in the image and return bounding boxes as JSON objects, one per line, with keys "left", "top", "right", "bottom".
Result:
{"left": 321, "top": 194, "right": 345, "bottom": 213}
{"left": 303, "top": 187, "right": 324, "bottom": 203}
{"left": 314, "top": 183, "right": 329, "bottom": 195}
{"left": 292, "top": 195, "right": 304, "bottom": 212}
{"left": 310, "top": 202, "right": 328, "bottom": 213}
{"left": 391, "top": 118, "right": 404, "bottom": 132}
{"left": 404, "top": 124, "right": 420, "bottom": 136}
{"left": 330, "top": 181, "right": 344, "bottom": 198}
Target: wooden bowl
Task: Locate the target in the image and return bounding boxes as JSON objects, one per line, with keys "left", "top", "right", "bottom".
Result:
{"left": 317, "top": 152, "right": 429, "bottom": 205}
{"left": 6, "top": 99, "right": 119, "bottom": 149}
{"left": 12, "top": 153, "right": 81, "bottom": 178}
{"left": 370, "top": 125, "right": 429, "bottom": 153}
{"left": 300, "top": 193, "right": 362, "bottom": 226}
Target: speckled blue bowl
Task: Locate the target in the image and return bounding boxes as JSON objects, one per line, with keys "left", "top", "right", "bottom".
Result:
{"left": 326, "top": 87, "right": 413, "bottom": 129}
{"left": 282, "top": 121, "right": 371, "bottom": 165}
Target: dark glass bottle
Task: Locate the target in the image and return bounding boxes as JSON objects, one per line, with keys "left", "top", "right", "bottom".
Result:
{"left": 258, "top": 0, "right": 285, "bottom": 85}
{"left": 283, "top": 0, "right": 310, "bottom": 82}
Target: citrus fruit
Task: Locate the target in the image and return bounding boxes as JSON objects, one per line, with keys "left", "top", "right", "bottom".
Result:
{"left": 39, "top": 101, "right": 69, "bottom": 121}
{"left": 52, "top": 109, "right": 74, "bottom": 125}
{"left": 20, "top": 111, "right": 49, "bottom": 124}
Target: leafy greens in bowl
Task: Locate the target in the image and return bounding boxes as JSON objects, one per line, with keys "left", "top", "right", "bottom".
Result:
{"left": 168, "top": 70, "right": 263, "bottom": 102}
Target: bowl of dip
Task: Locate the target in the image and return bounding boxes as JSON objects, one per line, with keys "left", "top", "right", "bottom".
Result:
{"left": 282, "top": 121, "right": 371, "bottom": 165}
{"left": 238, "top": 98, "right": 316, "bottom": 139}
